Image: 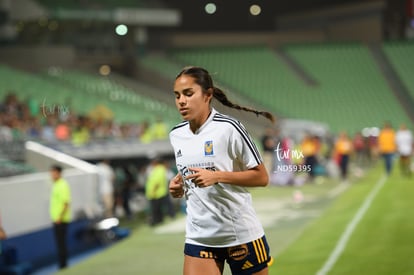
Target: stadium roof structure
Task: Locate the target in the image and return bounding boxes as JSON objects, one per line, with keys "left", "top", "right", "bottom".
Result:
{"left": 33, "top": 0, "right": 181, "bottom": 27}
{"left": 161, "top": 0, "right": 387, "bottom": 31}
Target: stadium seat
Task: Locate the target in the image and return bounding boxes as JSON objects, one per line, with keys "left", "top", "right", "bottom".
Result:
{"left": 141, "top": 43, "right": 412, "bottom": 133}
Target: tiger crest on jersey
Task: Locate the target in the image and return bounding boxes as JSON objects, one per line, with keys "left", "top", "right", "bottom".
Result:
{"left": 204, "top": 140, "right": 214, "bottom": 156}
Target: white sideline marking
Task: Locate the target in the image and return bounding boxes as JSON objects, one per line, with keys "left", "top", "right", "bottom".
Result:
{"left": 316, "top": 175, "right": 387, "bottom": 275}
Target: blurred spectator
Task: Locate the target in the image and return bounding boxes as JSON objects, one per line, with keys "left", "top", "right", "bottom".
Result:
{"left": 140, "top": 120, "right": 152, "bottom": 143}
{"left": 55, "top": 120, "right": 71, "bottom": 141}
{"left": 127, "top": 122, "right": 141, "bottom": 139}
{"left": 151, "top": 117, "right": 168, "bottom": 140}
{"left": 320, "top": 133, "right": 334, "bottom": 162}
{"left": 334, "top": 131, "right": 353, "bottom": 181}
{"left": 97, "top": 160, "right": 115, "bottom": 218}
{"left": 301, "top": 133, "right": 319, "bottom": 182}
{"left": 164, "top": 159, "right": 177, "bottom": 219}
{"left": 140, "top": 118, "right": 168, "bottom": 144}
{"left": 9, "top": 115, "right": 24, "bottom": 141}
{"left": 378, "top": 122, "right": 396, "bottom": 175}
{"left": 107, "top": 120, "right": 122, "bottom": 139}
{"left": 114, "top": 166, "right": 134, "bottom": 220}
{"left": 92, "top": 120, "right": 115, "bottom": 140}
{"left": 26, "top": 117, "right": 42, "bottom": 140}
{"left": 395, "top": 124, "right": 413, "bottom": 177}
{"left": 2, "top": 93, "right": 22, "bottom": 117}
{"left": 124, "top": 166, "right": 135, "bottom": 220}
{"left": 271, "top": 133, "right": 295, "bottom": 186}
{"left": 0, "top": 114, "right": 13, "bottom": 142}
{"left": 261, "top": 127, "right": 277, "bottom": 176}
{"left": 0, "top": 93, "right": 172, "bottom": 146}
{"left": 135, "top": 165, "right": 148, "bottom": 194}
{"left": 71, "top": 115, "right": 90, "bottom": 146}
{"left": 41, "top": 117, "right": 57, "bottom": 143}
{"left": 0, "top": 211, "right": 6, "bottom": 254}
{"left": 367, "top": 133, "right": 378, "bottom": 163}
{"left": 120, "top": 123, "right": 130, "bottom": 139}
{"left": 353, "top": 131, "right": 367, "bottom": 167}
{"left": 91, "top": 120, "right": 106, "bottom": 140}
{"left": 113, "top": 166, "right": 125, "bottom": 217}
{"left": 26, "top": 95, "right": 40, "bottom": 117}
{"left": 49, "top": 165, "right": 71, "bottom": 270}
{"left": 145, "top": 157, "right": 168, "bottom": 226}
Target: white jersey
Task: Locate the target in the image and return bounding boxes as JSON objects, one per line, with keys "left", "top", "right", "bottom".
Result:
{"left": 396, "top": 129, "right": 413, "bottom": 156}
{"left": 169, "top": 108, "right": 265, "bottom": 247}
{"left": 97, "top": 162, "right": 115, "bottom": 195}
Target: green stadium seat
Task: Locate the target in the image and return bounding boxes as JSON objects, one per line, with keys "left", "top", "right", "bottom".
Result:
{"left": 143, "top": 43, "right": 412, "bottom": 133}
{"left": 382, "top": 40, "right": 414, "bottom": 101}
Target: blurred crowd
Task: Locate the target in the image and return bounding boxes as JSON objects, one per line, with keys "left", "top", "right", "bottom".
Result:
{"left": 262, "top": 121, "right": 413, "bottom": 185}
{"left": 2, "top": 91, "right": 412, "bottom": 226}
{"left": 0, "top": 92, "right": 169, "bottom": 146}
{"left": 95, "top": 157, "right": 179, "bottom": 227}
{"left": 96, "top": 121, "right": 412, "bottom": 226}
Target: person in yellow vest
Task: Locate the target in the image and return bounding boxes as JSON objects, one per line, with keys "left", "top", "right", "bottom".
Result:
{"left": 145, "top": 158, "right": 168, "bottom": 226}
{"left": 151, "top": 117, "right": 168, "bottom": 140}
{"left": 140, "top": 118, "right": 168, "bottom": 144}
{"left": 50, "top": 165, "right": 71, "bottom": 269}
{"left": 378, "top": 122, "right": 396, "bottom": 175}
{"left": 71, "top": 116, "right": 90, "bottom": 146}
{"left": 140, "top": 120, "right": 152, "bottom": 144}
{"left": 334, "top": 131, "right": 353, "bottom": 181}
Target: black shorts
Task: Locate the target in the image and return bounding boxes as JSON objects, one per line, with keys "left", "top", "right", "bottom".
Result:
{"left": 184, "top": 235, "right": 273, "bottom": 275}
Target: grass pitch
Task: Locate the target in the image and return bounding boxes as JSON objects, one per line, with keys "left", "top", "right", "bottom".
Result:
{"left": 58, "top": 164, "right": 413, "bottom": 275}
{"left": 271, "top": 166, "right": 414, "bottom": 275}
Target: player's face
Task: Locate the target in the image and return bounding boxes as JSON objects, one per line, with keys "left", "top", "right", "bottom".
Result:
{"left": 174, "top": 75, "right": 212, "bottom": 122}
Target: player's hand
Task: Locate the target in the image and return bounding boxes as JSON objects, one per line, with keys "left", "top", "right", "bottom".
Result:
{"left": 169, "top": 173, "right": 184, "bottom": 198}
{"left": 187, "top": 168, "right": 218, "bottom": 188}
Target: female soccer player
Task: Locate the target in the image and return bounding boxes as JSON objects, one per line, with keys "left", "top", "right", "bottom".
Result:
{"left": 169, "top": 66, "right": 274, "bottom": 275}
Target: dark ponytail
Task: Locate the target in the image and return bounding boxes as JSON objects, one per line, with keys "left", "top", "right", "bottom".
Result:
{"left": 212, "top": 87, "right": 275, "bottom": 123}
{"left": 177, "top": 66, "right": 275, "bottom": 123}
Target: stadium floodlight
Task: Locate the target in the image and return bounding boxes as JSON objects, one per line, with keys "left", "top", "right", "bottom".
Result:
{"left": 249, "top": 4, "right": 261, "bottom": 16}
{"left": 205, "top": 3, "right": 217, "bottom": 15}
{"left": 115, "top": 24, "right": 128, "bottom": 36}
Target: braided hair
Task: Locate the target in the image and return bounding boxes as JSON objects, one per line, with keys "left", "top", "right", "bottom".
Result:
{"left": 176, "top": 66, "right": 275, "bottom": 123}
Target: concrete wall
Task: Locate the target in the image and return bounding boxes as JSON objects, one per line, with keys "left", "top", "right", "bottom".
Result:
{"left": 0, "top": 168, "right": 100, "bottom": 238}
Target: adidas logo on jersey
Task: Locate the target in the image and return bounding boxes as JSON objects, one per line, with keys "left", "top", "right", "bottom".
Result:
{"left": 176, "top": 149, "right": 182, "bottom": 158}
{"left": 242, "top": 260, "right": 254, "bottom": 270}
